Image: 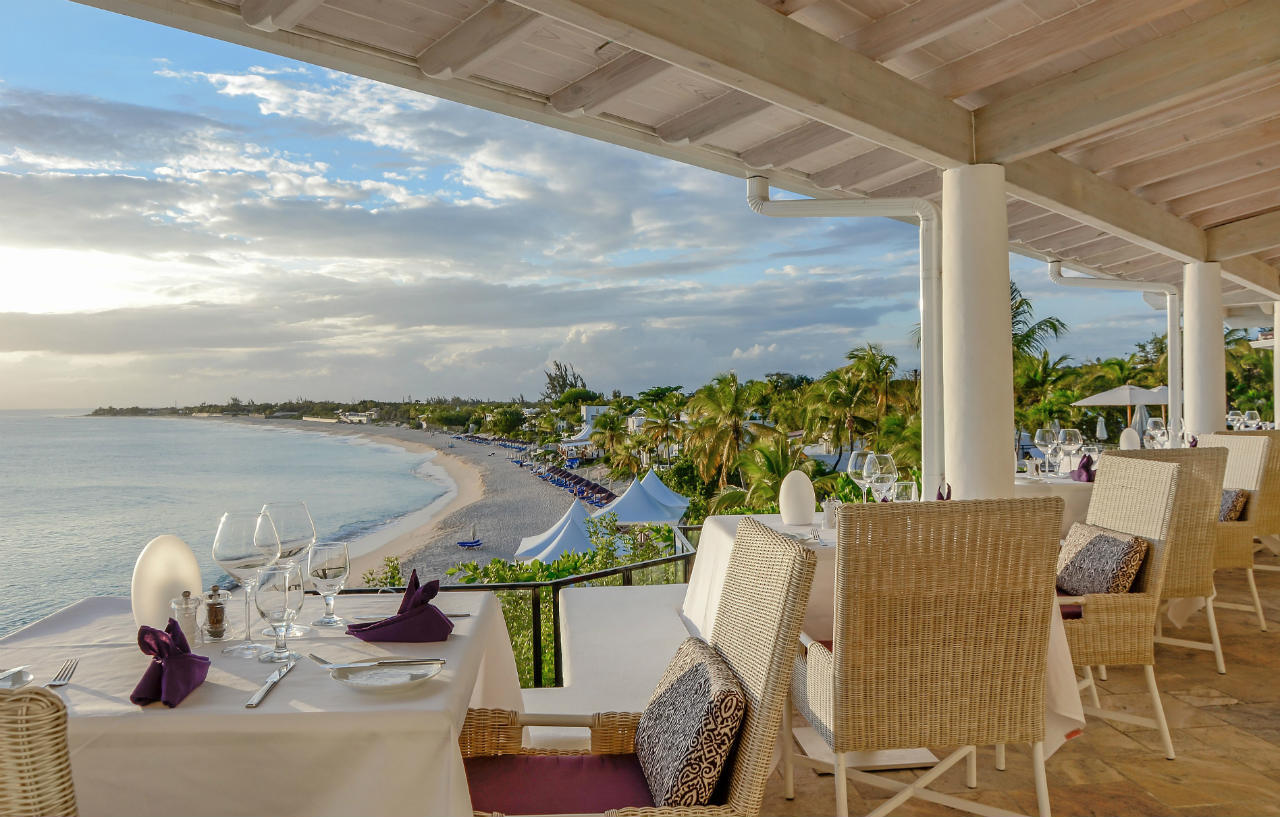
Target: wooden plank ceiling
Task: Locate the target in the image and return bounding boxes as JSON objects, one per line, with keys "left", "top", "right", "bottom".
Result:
{"left": 78, "top": 0, "right": 1280, "bottom": 301}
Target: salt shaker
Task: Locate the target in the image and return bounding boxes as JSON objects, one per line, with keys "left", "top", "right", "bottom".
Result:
{"left": 170, "top": 590, "right": 202, "bottom": 645}
{"left": 203, "top": 585, "right": 231, "bottom": 641}
{"left": 822, "top": 498, "right": 841, "bottom": 529}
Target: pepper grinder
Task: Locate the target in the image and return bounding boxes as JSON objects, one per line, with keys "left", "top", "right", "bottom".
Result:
{"left": 203, "top": 584, "right": 231, "bottom": 642}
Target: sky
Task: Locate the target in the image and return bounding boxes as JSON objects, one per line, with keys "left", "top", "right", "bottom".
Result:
{"left": 0, "top": 1, "right": 1170, "bottom": 410}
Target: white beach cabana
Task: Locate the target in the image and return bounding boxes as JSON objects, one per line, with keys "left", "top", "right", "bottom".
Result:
{"left": 638, "top": 469, "right": 690, "bottom": 517}
{"left": 1073, "top": 383, "right": 1167, "bottom": 425}
{"left": 593, "top": 479, "right": 683, "bottom": 525}
{"left": 514, "top": 500, "right": 589, "bottom": 561}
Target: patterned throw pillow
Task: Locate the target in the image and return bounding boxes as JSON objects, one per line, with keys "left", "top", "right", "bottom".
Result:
{"left": 1221, "top": 489, "right": 1250, "bottom": 522}
{"left": 634, "top": 637, "right": 746, "bottom": 808}
{"left": 1056, "top": 522, "right": 1150, "bottom": 596}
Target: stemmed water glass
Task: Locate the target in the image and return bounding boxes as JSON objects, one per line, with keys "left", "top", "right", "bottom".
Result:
{"left": 1033, "top": 429, "right": 1054, "bottom": 475}
{"left": 1244, "top": 410, "right": 1262, "bottom": 430}
{"left": 1145, "top": 418, "right": 1169, "bottom": 449}
{"left": 1058, "top": 428, "right": 1083, "bottom": 469}
{"left": 255, "top": 562, "right": 305, "bottom": 663}
{"left": 261, "top": 502, "right": 316, "bottom": 637}
{"left": 864, "top": 454, "right": 897, "bottom": 502}
{"left": 308, "top": 541, "right": 350, "bottom": 627}
{"left": 211, "top": 511, "right": 280, "bottom": 658}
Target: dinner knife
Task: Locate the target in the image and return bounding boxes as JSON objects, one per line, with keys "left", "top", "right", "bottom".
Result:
{"left": 244, "top": 659, "right": 297, "bottom": 708}
{"left": 307, "top": 653, "right": 445, "bottom": 670}
{"left": 0, "top": 665, "right": 30, "bottom": 684}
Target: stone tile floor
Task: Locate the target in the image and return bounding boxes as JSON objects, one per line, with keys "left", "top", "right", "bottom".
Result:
{"left": 760, "top": 553, "right": 1280, "bottom": 816}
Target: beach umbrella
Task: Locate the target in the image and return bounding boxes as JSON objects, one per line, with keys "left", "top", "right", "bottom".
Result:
{"left": 1072, "top": 384, "right": 1166, "bottom": 425}
{"left": 1132, "top": 404, "right": 1150, "bottom": 437}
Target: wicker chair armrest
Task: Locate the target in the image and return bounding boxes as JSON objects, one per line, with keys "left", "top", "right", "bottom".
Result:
{"left": 461, "top": 709, "right": 642, "bottom": 758}
{"left": 1076, "top": 590, "right": 1157, "bottom": 619}
{"left": 460, "top": 708, "right": 523, "bottom": 758}
{"left": 1055, "top": 595, "right": 1087, "bottom": 605}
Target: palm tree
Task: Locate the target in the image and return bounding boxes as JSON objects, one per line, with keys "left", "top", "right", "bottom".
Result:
{"left": 1010, "top": 281, "right": 1068, "bottom": 360}
{"left": 1015, "top": 351, "right": 1073, "bottom": 406}
{"left": 640, "top": 394, "right": 684, "bottom": 465}
{"left": 708, "top": 435, "right": 834, "bottom": 513}
{"left": 1087, "top": 355, "right": 1148, "bottom": 390}
{"left": 803, "top": 368, "right": 872, "bottom": 465}
{"left": 607, "top": 434, "right": 645, "bottom": 479}
{"left": 685, "top": 372, "right": 770, "bottom": 487}
{"left": 588, "top": 411, "right": 625, "bottom": 458}
{"left": 844, "top": 344, "right": 897, "bottom": 423}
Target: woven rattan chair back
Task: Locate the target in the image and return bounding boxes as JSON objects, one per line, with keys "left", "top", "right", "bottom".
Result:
{"left": 1227, "top": 430, "right": 1280, "bottom": 534}
{"left": 707, "top": 517, "right": 816, "bottom": 817}
{"left": 1084, "top": 454, "right": 1180, "bottom": 598}
{"left": 830, "top": 498, "right": 1061, "bottom": 752}
{"left": 0, "top": 688, "right": 77, "bottom": 817}
{"left": 1102, "top": 448, "right": 1224, "bottom": 600}
{"left": 1200, "top": 434, "right": 1269, "bottom": 494}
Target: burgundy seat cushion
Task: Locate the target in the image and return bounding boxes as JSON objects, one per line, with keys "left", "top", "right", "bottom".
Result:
{"left": 465, "top": 753, "right": 655, "bottom": 815}
{"left": 1057, "top": 589, "right": 1083, "bottom": 620}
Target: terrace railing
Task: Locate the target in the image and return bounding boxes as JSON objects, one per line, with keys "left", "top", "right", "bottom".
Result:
{"left": 343, "top": 524, "right": 701, "bottom": 688}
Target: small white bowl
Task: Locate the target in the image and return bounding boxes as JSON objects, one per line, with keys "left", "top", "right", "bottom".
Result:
{"left": 330, "top": 661, "right": 443, "bottom": 693}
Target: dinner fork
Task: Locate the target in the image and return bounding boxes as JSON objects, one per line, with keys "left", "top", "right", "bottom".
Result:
{"left": 45, "top": 658, "right": 78, "bottom": 688}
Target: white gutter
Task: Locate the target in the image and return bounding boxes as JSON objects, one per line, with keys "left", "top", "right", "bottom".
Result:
{"left": 747, "top": 176, "right": 944, "bottom": 498}
{"left": 1047, "top": 261, "right": 1183, "bottom": 445}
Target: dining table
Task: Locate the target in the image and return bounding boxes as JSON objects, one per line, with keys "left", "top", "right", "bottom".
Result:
{"left": 684, "top": 513, "right": 1086, "bottom": 759}
{"left": 1013, "top": 474, "right": 1094, "bottom": 539}
{"left": 0, "top": 589, "right": 522, "bottom": 817}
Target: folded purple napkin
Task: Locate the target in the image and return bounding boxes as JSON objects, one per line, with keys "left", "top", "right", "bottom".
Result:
{"left": 346, "top": 570, "right": 454, "bottom": 643}
{"left": 1068, "top": 454, "right": 1096, "bottom": 483}
{"left": 936, "top": 483, "right": 952, "bottom": 501}
{"left": 130, "top": 618, "right": 211, "bottom": 708}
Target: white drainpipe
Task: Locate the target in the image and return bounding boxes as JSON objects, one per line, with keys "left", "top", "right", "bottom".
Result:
{"left": 746, "top": 176, "right": 944, "bottom": 498}
{"left": 1047, "top": 261, "right": 1182, "bottom": 445}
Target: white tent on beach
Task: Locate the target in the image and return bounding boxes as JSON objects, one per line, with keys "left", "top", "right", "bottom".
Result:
{"left": 640, "top": 470, "right": 690, "bottom": 517}
{"left": 514, "top": 501, "right": 590, "bottom": 562}
{"left": 594, "top": 479, "right": 683, "bottom": 524}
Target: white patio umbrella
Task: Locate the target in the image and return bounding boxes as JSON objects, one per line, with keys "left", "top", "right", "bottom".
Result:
{"left": 1072, "top": 384, "right": 1166, "bottom": 425}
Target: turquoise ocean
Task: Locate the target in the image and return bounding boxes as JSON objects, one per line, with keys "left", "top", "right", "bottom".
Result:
{"left": 0, "top": 411, "right": 447, "bottom": 636}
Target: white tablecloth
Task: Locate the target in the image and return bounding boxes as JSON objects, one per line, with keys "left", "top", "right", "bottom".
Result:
{"left": 684, "top": 514, "right": 1085, "bottom": 756}
{"left": 0, "top": 591, "right": 522, "bottom": 817}
{"left": 1013, "top": 476, "right": 1093, "bottom": 538}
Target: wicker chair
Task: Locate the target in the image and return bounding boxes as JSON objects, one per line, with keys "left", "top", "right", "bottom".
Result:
{"left": 458, "top": 517, "right": 816, "bottom": 816}
{"left": 1226, "top": 430, "right": 1280, "bottom": 572}
{"left": 1059, "top": 454, "right": 1182, "bottom": 759}
{"left": 785, "top": 498, "right": 1063, "bottom": 817}
{"left": 1199, "top": 433, "right": 1271, "bottom": 630}
{"left": 0, "top": 688, "right": 78, "bottom": 817}
{"left": 1105, "top": 448, "right": 1227, "bottom": 673}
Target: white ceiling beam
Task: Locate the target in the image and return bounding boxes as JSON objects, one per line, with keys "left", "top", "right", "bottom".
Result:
{"left": 975, "top": 0, "right": 1280, "bottom": 162}
{"left": 549, "top": 51, "right": 674, "bottom": 117}
{"left": 417, "top": 0, "right": 542, "bottom": 80}
{"left": 839, "top": 0, "right": 1022, "bottom": 63}
{"left": 239, "top": 0, "right": 325, "bottom": 33}
{"left": 809, "top": 147, "right": 916, "bottom": 191}
{"left": 513, "top": 0, "right": 974, "bottom": 167}
{"left": 740, "top": 121, "right": 851, "bottom": 169}
{"left": 1222, "top": 255, "right": 1280, "bottom": 300}
{"left": 1107, "top": 118, "right": 1280, "bottom": 190}
{"left": 1207, "top": 210, "right": 1280, "bottom": 260}
{"left": 656, "top": 90, "right": 771, "bottom": 145}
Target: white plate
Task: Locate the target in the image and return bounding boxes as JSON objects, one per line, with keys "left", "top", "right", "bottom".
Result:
{"left": 0, "top": 670, "right": 33, "bottom": 690}
{"left": 330, "top": 660, "right": 444, "bottom": 693}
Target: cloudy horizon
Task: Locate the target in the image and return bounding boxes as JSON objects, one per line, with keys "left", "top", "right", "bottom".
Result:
{"left": 0, "top": 2, "right": 1169, "bottom": 410}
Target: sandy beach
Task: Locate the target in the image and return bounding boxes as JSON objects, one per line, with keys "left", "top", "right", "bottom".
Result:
{"left": 217, "top": 417, "right": 576, "bottom": 584}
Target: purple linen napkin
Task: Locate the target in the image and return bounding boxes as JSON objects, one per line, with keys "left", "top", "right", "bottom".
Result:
{"left": 1069, "top": 454, "right": 1096, "bottom": 483}
{"left": 936, "top": 483, "right": 952, "bottom": 501}
{"left": 130, "top": 618, "right": 211, "bottom": 708}
{"left": 346, "top": 570, "right": 455, "bottom": 643}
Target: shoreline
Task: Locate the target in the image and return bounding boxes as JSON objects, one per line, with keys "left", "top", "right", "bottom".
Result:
{"left": 204, "top": 416, "right": 572, "bottom": 584}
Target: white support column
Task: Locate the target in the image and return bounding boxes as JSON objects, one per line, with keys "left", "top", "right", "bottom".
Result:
{"left": 1183, "top": 262, "right": 1227, "bottom": 435}
{"left": 941, "top": 164, "right": 1014, "bottom": 499}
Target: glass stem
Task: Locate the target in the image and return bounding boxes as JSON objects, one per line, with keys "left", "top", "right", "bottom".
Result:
{"left": 242, "top": 580, "right": 255, "bottom": 645}
{"left": 323, "top": 594, "right": 336, "bottom": 618}
{"left": 274, "top": 626, "right": 287, "bottom": 657}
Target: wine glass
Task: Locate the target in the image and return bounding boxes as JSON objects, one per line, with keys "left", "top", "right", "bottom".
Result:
{"left": 1227, "top": 410, "right": 1244, "bottom": 429}
{"left": 848, "top": 450, "right": 873, "bottom": 502}
{"left": 1058, "top": 429, "right": 1083, "bottom": 468}
{"left": 870, "top": 473, "right": 896, "bottom": 502}
{"left": 859, "top": 454, "right": 881, "bottom": 504}
{"left": 308, "top": 541, "right": 350, "bottom": 627}
{"left": 255, "top": 562, "right": 305, "bottom": 663}
{"left": 1145, "top": 417, "right": 1168, "bottom": 449}
{"left": 893, "top": 481, "right": 919, "bottom": 502}
{"left": 261, "top": 502, "right": 316, "bottom": 637}
{"left": 212, "top": 511, "right": 280, "bottom": 658}
{"left": 1033, "top": 428, "right": 1054, "bottom": 473}
{"left": 1244, "top": 410, "right": 1262, "bottom": 430}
